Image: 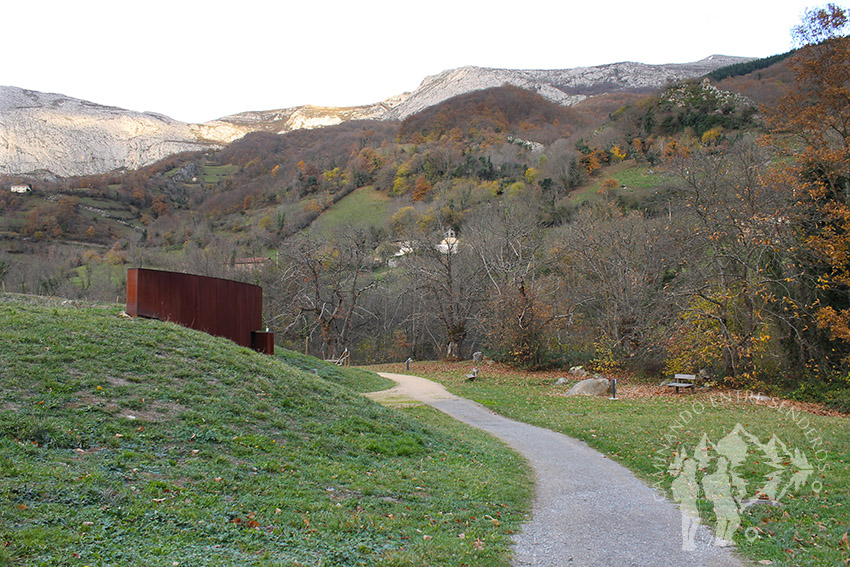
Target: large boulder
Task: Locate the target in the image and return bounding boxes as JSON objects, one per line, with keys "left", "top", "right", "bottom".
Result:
{"left": 565, "top": 377, "right": 611, "bottom": 397}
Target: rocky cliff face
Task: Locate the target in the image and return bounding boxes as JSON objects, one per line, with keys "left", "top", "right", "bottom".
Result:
{"left": 0, "top": 86, "right": 409, "bottom": 178}
{"left": 218, "top": 93, "right": 409, "bottom": 132}
{"left": 0, "top": 55, "right": 752, "bottom": 178}
{"left": 0, "top": 87, "right": 249, "bottom": 178}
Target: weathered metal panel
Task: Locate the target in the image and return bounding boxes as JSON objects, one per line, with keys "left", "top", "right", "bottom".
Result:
{"left": 126, "top": 268, "right": 265, "bottom": 350}
{"left": 251, "top": 330, "right": 275, "bottom": 356}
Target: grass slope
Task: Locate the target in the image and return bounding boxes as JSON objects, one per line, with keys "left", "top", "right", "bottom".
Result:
{"left": 568, "top": 162, "right": 674, "bottom": 206}
{"left": 309, "top": 187, "right": 391, "bottom": 235}
{"left": 0, "top": 296, "right": 531, "bottom": 566}
{"left": 275, "top": 349, "right": 395, "bottom": 394}
{"left": 377, "top": 362, "right": 850, "bottom": 567}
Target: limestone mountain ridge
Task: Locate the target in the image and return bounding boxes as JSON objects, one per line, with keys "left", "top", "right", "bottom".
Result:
{"left": 382, "top": 55, "right": 752, "bottom": 120}
{"left": 0, "top": 55, "right": 752, "bottom": 178}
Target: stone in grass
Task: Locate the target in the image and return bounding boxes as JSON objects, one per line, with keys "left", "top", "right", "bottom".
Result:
{"left": 565, "top": 377, "right": 612, "bottom": 397}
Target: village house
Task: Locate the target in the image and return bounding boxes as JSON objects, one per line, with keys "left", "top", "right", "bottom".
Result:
{"left": 436, "top": 229, "right": 459, "bottom": 255}
{"left": 10, "top": 184, "right": 31, "bottom": 194}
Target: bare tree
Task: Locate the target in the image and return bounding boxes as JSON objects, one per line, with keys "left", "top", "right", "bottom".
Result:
{"left": 542, "top": 137, "right": 584, "bottom": 196}
{"left": 465, "top": 198, "right": 570, "bottom": 367}
{"left": 554, "top": 200, "right": 680, "bottom": 359}
{"left": 400, "top": 224, "right": 484, "bottom": 360}
{"left": 173, "top": 237, "right": 239, "bottom": 279}
{"left": 270, "top": 227, "right": 378, "bottom": 360}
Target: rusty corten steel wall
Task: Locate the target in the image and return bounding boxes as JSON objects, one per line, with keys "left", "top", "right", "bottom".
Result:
{"left": 251, "top": 331, "right": 275, "bottom": 356}
{"left": 127, "top": 268, "right": 263, "bottom": 349}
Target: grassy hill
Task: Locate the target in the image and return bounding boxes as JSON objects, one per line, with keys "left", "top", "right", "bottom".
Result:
{"left": 0, "top": 295, "right": 532, "bottom": 566}
{"left": 308, "top": 187, "right": 392, "bottom": 236}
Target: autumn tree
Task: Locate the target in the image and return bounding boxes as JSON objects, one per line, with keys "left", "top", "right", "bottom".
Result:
{"left": 767, "top": 4, "right": 850, "bottom": 365}
{"left": 412, "top": 174, "right": 432, "bottom": 201}
{"left": 55, "top": 196, "right": 81, "bottom": 232}
{"left": 664, "top": 139, "right": 800, "bottom": 382}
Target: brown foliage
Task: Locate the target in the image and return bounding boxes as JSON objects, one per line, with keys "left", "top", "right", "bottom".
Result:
{"left": 716, "top": 58, "right": 795, "bottom": 107}
{"left": 571, "top": 91, "right": 650, "bottom": 124}
{"left": 762, "top": 5, "right": 850, "bottom": 364}
{"left": 400, "top": 85, "right": 584, "bottom": 145}
{"left": 412, "top": 175, "right": 431, "bottom": 201}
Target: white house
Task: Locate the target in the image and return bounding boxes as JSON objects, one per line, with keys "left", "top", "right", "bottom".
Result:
{"left": 436, "top": 229, "right": 459, "bottom": 255}
{"left": 10, "top": 184, "right": 31, "bottom": 194}
{"left": 387, "top": 241, "right": 414, "bottom": 268}
{"left": 385, "top": 231, "right": 460, "bottom": 266}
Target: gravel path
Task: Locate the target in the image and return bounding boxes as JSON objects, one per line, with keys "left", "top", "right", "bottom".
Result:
{"left": 372, "top": 372, "right": 747, "bottom": 567}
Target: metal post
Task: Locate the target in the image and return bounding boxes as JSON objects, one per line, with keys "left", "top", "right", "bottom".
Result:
{"left": 406, "top": 357, "right": 412, "bottom": 371}
{"left": 610, "top": 378, "right": 618, "bottom": 400}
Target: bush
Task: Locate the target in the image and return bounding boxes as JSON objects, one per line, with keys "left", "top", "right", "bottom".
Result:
{"left": 788, "top": 372, "right": 850, "bottom": 413}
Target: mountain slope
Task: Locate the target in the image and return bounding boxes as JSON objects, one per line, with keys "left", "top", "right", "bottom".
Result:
{"left": 0, "top": 55, "right": 752, "bottom": 179}
{"left": 384, "top": 55, "right": 753, "bottom": 120}
{"left": 0, "top": 86, "right": 248, "bottom": 178}
{"left": 217, "top": 93, "right": 409, "bottom": 132}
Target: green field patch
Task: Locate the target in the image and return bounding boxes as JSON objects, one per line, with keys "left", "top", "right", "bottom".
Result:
{"left": 311, "top": 186, "right": 391, "bottom": 234}
{"left": 569, "top": 162, "right": 673, "bottom": 206}
{"left": 199, "top": 163, "right": 239, "bottom": 184}
{"left": 77, "top": 197, "right": 137, "bottom": 218}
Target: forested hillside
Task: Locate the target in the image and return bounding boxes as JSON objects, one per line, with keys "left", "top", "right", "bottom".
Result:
{"left": 2, "top": 7, "right": 849, "bottom": 410}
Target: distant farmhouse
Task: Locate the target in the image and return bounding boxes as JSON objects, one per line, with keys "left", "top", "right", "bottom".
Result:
{"left": 387, "top": 230, "right": 460, "bottom": 267}
{"left": 10, "top": 184, "right": 31, "bottom": 194}
{"left": 436, "top": 229, "right": 459, "bottom": 255}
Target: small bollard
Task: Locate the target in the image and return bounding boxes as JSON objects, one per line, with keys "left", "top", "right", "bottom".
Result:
{"left": 610, "top": 378, "right": 618, "bottom": 400}
{"left": 406, "top": 357, "right": 413, "bottom": 371}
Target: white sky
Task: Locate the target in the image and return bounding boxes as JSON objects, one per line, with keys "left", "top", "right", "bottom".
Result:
{"left": 4, "top": 0, "right": 827, "bottom": 123}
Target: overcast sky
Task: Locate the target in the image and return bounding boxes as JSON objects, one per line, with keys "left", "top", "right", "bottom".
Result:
{"left": 4, "top": 0, "right": 825, "bottom": 123}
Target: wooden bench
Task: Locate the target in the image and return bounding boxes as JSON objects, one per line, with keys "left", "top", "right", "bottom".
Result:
{"left": 664, "top": 373, "right": 697, "bottom": 394}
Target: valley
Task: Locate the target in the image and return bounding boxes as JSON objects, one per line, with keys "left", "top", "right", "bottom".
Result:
{"left": 2, "top": 8, "right": 850, "bottom": 566}
{"left": 1, "top": 31, "right": 849, "bottom": 413}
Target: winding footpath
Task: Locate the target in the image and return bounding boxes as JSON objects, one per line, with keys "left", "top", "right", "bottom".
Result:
{"left": 370, "top": 372, "right": 747, "bottom": 567}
